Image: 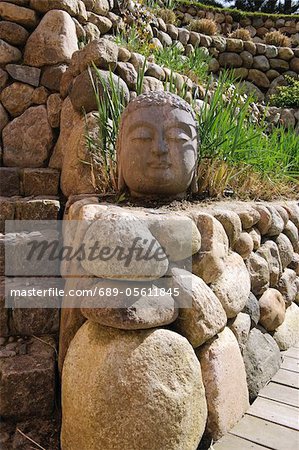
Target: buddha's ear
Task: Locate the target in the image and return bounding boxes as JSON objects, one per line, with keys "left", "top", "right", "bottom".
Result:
{"left": 191, "top": 170, "right": 198, "bottom": 194}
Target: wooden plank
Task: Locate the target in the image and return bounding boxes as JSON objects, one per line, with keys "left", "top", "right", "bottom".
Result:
{"left": 259, "top": 382, "right": 299, "bottom": 408}
{"left": 282, "top": 356, "right": 299, "bottom": 373}
{"left": 213, "top": 434, "right": 269, "bottom": 449}
{"left": 247, "top": 397, "right": 299, "bottom": 431}
{"left": 284, "top": 347, "right": 299, "bottom": 360}
{"left": 230, "top": 415, "right": 299, "bottom": 450}
{"left": 272, "top": 369, "right": 299, "bottom": 389}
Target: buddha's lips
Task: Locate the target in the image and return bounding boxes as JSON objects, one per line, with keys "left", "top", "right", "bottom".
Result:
{"left": 148, "top": 162, "right": 171, "bottom": 169}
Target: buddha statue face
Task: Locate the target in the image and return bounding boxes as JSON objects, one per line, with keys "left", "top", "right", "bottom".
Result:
{"left": 117, "top": 92, "right": 198, "bottom": 199}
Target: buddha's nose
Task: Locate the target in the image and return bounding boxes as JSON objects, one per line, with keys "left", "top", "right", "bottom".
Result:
{"left": 153, "top": 135, "right": 167, "bottom": 156}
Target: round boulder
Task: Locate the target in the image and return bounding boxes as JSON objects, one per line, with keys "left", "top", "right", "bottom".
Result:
{"left": 62, "top": 322, "right": 207, "bottom": 450}
{"left": 259, "top": 288, "right": 285, "bottom": 331}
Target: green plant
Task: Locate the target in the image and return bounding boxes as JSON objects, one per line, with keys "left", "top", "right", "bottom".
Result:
{"left": 195, "top": 72, "right": 299, "bottom": 196}
{"left": 189, "top": 18, "right": 218, "bottom": 35}
{"left": 229, "top": 28, "right": 252, "bottom": 41}
{"left": 270, "top": 76, "right": 299, "bottom": 108}
{"left": 154, "top": 44, "right": 211, "bottom": 84}
{"left": 265, "top": 30, "right": 291, "bottom": 47}
{"left": 114, "top": 26, "right": 152, "bottom": 56}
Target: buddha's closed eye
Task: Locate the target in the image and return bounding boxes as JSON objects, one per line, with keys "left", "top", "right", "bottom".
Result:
{"left": 165, "top": 129, "right": 190, "bottom": 143}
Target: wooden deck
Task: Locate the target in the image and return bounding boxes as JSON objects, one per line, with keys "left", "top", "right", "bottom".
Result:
{"left": 213, "top": 343, "right": 299, "bottom": 450}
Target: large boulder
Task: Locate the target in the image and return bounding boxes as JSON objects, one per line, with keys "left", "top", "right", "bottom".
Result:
{"left": 81, "top": 210, "right": 169, "bottom": 280}
{"left": 243, "top": 327, "right": 281, "bottom": 401}
{"left": 172, "top": 268, "right": 227, "bottom": 348}
{"left": 62, "top": 323, "right": 207, "bottom": 450}
{"left": 24, "top": 10, "right": 78, "bottom": 67}
{"left": 197, "top": 328, "right": 249, "bottom": 441}
{"left": 272, "top": 302, "right": 299, "bottom": 350}
{"left": 69, "top": 68, "right": 129, "bottom": 113}
{"left": 2, "top": 106, "right": 53, "bottom": 168}
{"left": 210, "top": 252, "right": 251, "bottom": 318}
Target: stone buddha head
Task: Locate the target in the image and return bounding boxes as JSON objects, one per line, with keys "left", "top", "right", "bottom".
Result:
{"left": 117, "top": 91, "right": 198, "bottom": 199}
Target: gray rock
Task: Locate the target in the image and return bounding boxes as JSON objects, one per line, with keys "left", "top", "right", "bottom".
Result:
{"left": 116, "top": 62, "right": 138, "bottom": 90}
{"left": 157, "top": 30, "right": 172, "bottom": 46}
{"left": 69, "top": 68, "right": 129, "bottom": 113}
{"left": 69, "top": 38, "right": 118, "bottom": 75}
{"left": 272, "top": 302, "right": 299, "bottom": 350}
{"left": 253, "top": 55, "right": 270, "bottom": 72}
{"left": 243, "top": 327, "right": 281, "bottom": 401}
{"left": 246, "top": 252, "right": 270, "bottom": 296}
{"left": 277, "top": 268, "right": 297, "bottom": 306}
{"left": 274, "top": 233, "right": 294, "bottom": 269}
{"left": 5, "top": 64, "right": 40, "bottom": 87}
{"left": 242, "top": 292, "right": 260, "bottom": 327}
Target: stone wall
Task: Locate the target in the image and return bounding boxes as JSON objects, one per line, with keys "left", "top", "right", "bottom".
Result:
{"left": 59, "top": 197, "right": 299, "bottom": 449}
{"left": 175, "top": 2, "right": 299, "bottom": 46}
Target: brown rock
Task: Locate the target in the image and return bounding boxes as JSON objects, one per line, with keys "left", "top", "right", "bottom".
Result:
{"left": 2, "top": 106, "right": 54, "bottom": 167}
{"left": 69, "top": 68, "right": 129, "bottom": 113}
{"left": 0, "top": 2, "right": 38, "bottom": 28}
{"left": 275, "top": 233, "right": 294, "bottom": 269}
{"left": 257, "top": 240, "right": 282, "bottom": 287}
{"left": 248, "top": 69, "right": 270, "bottom": 88}
{"left": 0, "top": 198, "right": 14, "bottom": 233}
{"left": 210, "top": 210, "right": 241, "bottom": 249}
{"left": 246, "top": 251, "right": 270, "bottom": 296}
{"left": 210, "top": 252, "right": 251, "bottom": 318}
{"left": 172, "top": 268, "right": 227, "bottom": 348}
{"left": 29, "top": 0, "right": 88, "bottom": 20}
{"left": 32, "top": 86, "right": 49, "bottom": 104}
{"left": 22, "top": 168, "right": 60, "bottom": 196}
{"left": 290, "top": 57, "right": 299, "bottom": 72}
{"left": 47, "top": 93, "right": 63, "bottom": 128}
{"left": 15, "top": 198, "right": 60, "bottom": 220}
{"left": 234, "top": 232, "right": 254, "bottom": 259}
{"left": 219, "top": 52, "right": 242, "bottom": 68}
{"left": 0, "top": 336, "right": 55, "bottom": 419}
{"left": 283, "top": 220, "right": 298, "bottom": 251}
{"left": 60, "top": 68, "right": 74, "bottom": 98}
{"left": 269, "top": 58, "right": 289, "bottom": 71}
{"left": 0, "top": 39, "right": 21, "bottom": 65}
{"left": 41, "top": 64, "right": 68, "bottom": 92}
{"left": 85, "top": 0, "right": 110, "bottom": 15}
{"left": 116, "top": 61, "right": 138, "bottom": 90}
{"left": 0, "top": 69, "right": 9, "bottom": 90}
{"left": 197, "top": 328, "right": 249, "bottom": 440}
{"left": 0, "top": 168, "right": 20, "bottom": 196}
{"left": 49, "top": 96, "right": 81, "bottom": 169}
{"left": 6, "top": 64, "right": 40, "bottom": 87}
{"left": 1, "top": 82, "right": 34, "bottom": 117}
{"left": 69, "top": 38, "right": 118, "bottom": 76}
{"left": 62, "top": 323, "right": 207, "bottom": 450}
{"left": 0, "top": 103, "right": 9, "bottom": 133}
{"left": 0, "top": 21, "right": 29, "bottom": 46}
{"left": 255, "top": 204, "right": 272, "bottom": 234}
{"left": 192, "top": 213, "right": 229, "bottom": 284}
{"left": 266, "top": 205, "right": 285, "bottom": 236}
{"left": 60, "top": 112, "right": 98, "bottom": 196}
{"left": 277, "top": 268, "right": 297, "bottom": 306}
{"left": 248, "top": 227, "right": 261, "bottom": 250}
{"left": 142, "top": 76, "right": 164, "bottom": 93}
{"left": 87, "top": 12, "right": 112, "bottom": 33}
{"left": 226, "top": 38, "right": 244, "bottom": 52}
{"left": 278, "top": 47, "right": 294, "bottom": 61}
{"left": 259, "top": 288, "right": 285, "bottom": 331}
{"left": 24, "top": 10, "right": 78, "bottom": 67}
{"left": 272, "top": 302, "right": 299, "bottom": 351}
{"left": 240, "top": 50, "right": 253, "bottom": 68}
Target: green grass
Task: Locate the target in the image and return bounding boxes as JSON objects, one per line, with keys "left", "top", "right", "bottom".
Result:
{"left": 270, "top": 76, "right": 299, "bottom": 108}
{"left": 196, "top": 72, "right": 299, "bottom": 197}
{"left": 154, "top": 44, "right": 211, "bottom": 84}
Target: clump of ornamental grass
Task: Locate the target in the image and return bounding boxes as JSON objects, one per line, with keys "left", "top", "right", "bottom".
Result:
{"left": 158, "top": 8, "right": 177, "bottom": 24}
{"left": 229, "top": 28, "right": 252, "bottom": 41}
{"left": 189, "top": 18, "right": 218, "bottom": 36}
{"left": 265, "top": 30, "right": 291, "bottom": 47}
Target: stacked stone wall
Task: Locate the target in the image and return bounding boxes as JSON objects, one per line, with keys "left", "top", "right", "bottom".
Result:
{"left": 175, "top": 2, "right": 299, "bottom": 46}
